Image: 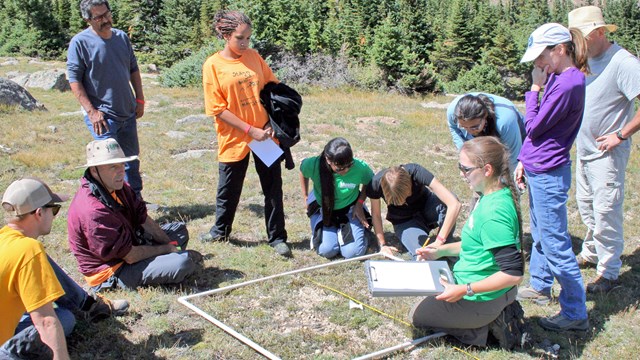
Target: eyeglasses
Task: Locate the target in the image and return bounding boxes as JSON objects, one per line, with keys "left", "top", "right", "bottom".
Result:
{"left": 327, "top": 159, "right": 354, "bottom": 172}
{"left": 458, "top": 118, "right": 486, "bottom": 132}
{"left": 458, "top": 162, "right": 480, "bottom": 175}
{"left": 91, "top": 10, "right": 111, "bottom": 22}
{"left": 43, "top": 204, "right": 61, "bottom": 216}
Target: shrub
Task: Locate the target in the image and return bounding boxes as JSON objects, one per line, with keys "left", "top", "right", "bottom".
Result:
{"left": 445, "top": 63, "right": 505, "bottom": 97}
{"left": 159, "top": 43, "right": 220, "bottom": 88}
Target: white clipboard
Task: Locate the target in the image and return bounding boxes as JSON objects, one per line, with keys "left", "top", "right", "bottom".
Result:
{"left": 364, "top": 260, "right": 454, "bottom": 297}
{"left": 248, "top": 138, "right": 284, "bottom": 167}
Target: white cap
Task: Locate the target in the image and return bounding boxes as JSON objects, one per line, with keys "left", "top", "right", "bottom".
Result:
{"left": 521, "top": 23, "right": 572, "bottom": 63}
{"left": 2, "top": 178, "right": 67, "bottom": 216}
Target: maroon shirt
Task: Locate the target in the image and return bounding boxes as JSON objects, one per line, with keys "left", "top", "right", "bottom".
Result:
{"left": 67, "top": 176, "right": 147, "bottom": 276}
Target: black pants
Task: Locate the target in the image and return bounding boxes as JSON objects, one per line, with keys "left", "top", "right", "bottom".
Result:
{"left": 210, "top": 152, "right": 287, "bottom": 244}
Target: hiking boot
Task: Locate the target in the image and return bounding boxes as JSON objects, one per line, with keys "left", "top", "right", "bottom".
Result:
{"left": 186, "top": 249, "right": 203, "bottom": 264}
{"left": 199, "top": 232, "right": 226, "bottom": 243}
{"left": 488, "top": 301, "right": 526, "bottom": 349}
{"left": 86, "top": 293, "right": 129, "bottom": 322}
{"left": 539, "top": 313, "right": 589, "bottom": 331}
{"left": 272, "top": 242, "right": 292, "bottom": 257}
{"left": 586, "top": 275, "right": 618, "bottom": 294}
{"left": 576, "top": 254, "right": 595, "bottom": 269}
{"left": 517, "top": 286, "right": 551, "bottom": 305}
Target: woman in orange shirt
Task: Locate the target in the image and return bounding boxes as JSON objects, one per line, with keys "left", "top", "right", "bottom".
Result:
{"left": 201, "top": 10, "right": 290, "bottom": 256}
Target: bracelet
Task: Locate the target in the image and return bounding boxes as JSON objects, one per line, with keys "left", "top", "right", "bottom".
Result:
{"left": 245, "top": 124, "right": 252, "bottom": 134}
{"left": 436, "top": 235, "right": 445, "bottom": 243}
{"left": 357, "top": 198, "right": 365, "bottom": 204}
{"left": 135, "top": 98, "right": 145, "bottom": 105}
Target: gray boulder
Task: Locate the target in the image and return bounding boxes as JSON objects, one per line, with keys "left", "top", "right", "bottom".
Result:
{"left": 16, "top": 69, "right": 70, "bottom": 91}
{"left": 0, "top": 78, "right": 46, "bottom": 111}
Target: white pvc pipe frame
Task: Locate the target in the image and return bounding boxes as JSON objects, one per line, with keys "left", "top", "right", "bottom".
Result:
{"left": 177, "top": 252, "right": 445, "bottom": 359}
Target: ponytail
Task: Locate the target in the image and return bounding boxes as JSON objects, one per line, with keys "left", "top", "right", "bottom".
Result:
{"left": 567, "top": 28, "right": 590, "bottom": 75}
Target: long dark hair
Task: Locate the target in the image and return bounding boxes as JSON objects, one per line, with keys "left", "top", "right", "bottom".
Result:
{"left": 454, "top": 94, "right": 499, "bottom": 139}
{"left": 319, "top": 137, "right": 353, "bottom": 225}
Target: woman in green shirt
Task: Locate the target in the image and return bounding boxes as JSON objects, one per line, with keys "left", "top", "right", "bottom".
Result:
{"left": 299, "top": 137, "right": 374, "bottom": 259}
{"left": 409, "top": 136, "right": 525, "bottom": 349}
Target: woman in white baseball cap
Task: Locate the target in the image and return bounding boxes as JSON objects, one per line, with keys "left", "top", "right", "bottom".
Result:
{"left": 515, "top": 23, "right": 591, "bottom": 332}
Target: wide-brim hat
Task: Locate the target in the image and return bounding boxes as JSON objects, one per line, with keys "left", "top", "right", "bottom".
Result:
{"left": 2, "top": 177, "right": 68, "bottom": 216}
{"left": 79, "top": 138, "right": 138, "bottom": 168}
{"left": 568, "top": 6, "right": 617, "bottom": 36}
{"left": 521, "top": 23, "right": 572, "bottom": 63}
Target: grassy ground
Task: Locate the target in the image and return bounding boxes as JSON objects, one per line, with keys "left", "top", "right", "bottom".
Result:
{"left": 1, "top": 58, "right": 639, "bottom": 359}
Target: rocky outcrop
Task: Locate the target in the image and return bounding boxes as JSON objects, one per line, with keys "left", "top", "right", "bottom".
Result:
{"left": 10, "top": 69, "right": 70, "bottom": 91}
{"left": 0, "top": 78, "right": 46, "bottom": 111}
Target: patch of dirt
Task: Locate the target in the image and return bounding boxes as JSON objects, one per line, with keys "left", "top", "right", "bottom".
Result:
{"left": 423, "top": 143, "right": 458, "bottom": 160}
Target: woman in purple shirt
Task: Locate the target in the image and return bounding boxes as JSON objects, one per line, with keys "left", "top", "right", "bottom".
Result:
{"left": 515, "top": 23, "right": 590, "bottom": 332}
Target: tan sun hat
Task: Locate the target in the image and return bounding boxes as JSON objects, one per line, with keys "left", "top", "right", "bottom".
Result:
{"left": 568, "top": 6, "right": 617, "bottom": 36}
{"left": 80, "top": 138, "right": 138, "bottom": 168}
{"left": 2, "top": 178, "right": 68, "bottom": 216}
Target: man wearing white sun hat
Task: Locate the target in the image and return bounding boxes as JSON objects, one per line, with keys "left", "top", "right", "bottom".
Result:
{"left": 568, "top": 6, "right": 640, "bottom": 293}
{"left": 67, "top": 139, "right": 203, "bottom": 292}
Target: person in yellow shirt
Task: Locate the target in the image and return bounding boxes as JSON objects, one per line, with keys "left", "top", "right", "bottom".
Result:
{"left": 201, "top": 10, "right": 290, "bottom": 257}
{"left": 1, "top": 178, "right": 127, "bottom": 359}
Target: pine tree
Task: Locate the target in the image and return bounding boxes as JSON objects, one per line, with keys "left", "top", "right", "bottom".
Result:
{"left": 156, "top": 0, "right": 201, "bottom": 67}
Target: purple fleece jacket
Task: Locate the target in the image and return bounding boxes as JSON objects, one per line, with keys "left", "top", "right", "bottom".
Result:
{"left": 67, "top": 176, "right": 148, "bottom": 276}
{"left": 518, "top": 67, "right": 585, "bottom": 172}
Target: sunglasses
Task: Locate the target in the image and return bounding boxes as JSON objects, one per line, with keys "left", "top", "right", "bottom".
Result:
{"left": 333, "top": 161, "right": 354, "bottom": 172}
{"left": 43, "top": 204, "right": 62, "bottom": 216}
{"left": 458, "top": 162, "right": 480, "bottom": 175}
{"left": 458, "top": 118, "right": 486, "bottom": 132}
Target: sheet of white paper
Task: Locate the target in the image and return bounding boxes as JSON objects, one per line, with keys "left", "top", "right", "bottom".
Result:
{"left": 248, "top": 138, "right": 284, "bottom": 167}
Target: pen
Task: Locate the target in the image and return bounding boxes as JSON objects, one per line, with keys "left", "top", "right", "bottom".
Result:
{"left": 421, "top": 237, "right": 433, "bottom": 248}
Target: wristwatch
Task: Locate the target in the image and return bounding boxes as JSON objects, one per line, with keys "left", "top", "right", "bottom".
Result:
{"left": 616, "top": 130, "right": 627, "bottom": 141}
{"left": 466, "top": 283, "right": 475, "bottom": 297}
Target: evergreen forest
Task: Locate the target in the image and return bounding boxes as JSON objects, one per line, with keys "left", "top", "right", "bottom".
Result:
{"left": 1, "top": 0, "right": 639, "bottom": 98}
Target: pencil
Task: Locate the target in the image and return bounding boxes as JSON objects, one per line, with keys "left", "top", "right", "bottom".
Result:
{"left": 421, "top": 237, "right": 433, "bottom": 248}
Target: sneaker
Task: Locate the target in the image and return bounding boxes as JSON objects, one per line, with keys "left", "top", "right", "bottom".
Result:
{"left": 272, "top": 242, "right": 292, "bottom": 257}
{"left": 488, "top": 301, "right": 526, "bottom": 349}
{"left": 517, "top": 286, "right": 551, "bottom": 305}
{"left": 539, "top": 313, "right": 588, "bottom": 331}
{"left": 86, "top": 294, "right": 129, "bottom": 322}
{"left": 199, "top": 232, "right": 226, "bottom": 242}
{"left": 586, "top": 275, "right": 618, "bottom": 294}
{"left": 186, "top": 249, "right": 204, "bottom": 264}
{"left": 576, "top": 254, "right": 595, "bottom": 269}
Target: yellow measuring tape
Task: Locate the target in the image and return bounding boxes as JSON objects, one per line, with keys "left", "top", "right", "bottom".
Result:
{"left": 301, "top": 276, "right": 481, "bottom": 360}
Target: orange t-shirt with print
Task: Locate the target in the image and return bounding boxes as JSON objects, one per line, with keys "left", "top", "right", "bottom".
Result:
{"left": 202, "top": 48, "right": 278, "bottom": 162}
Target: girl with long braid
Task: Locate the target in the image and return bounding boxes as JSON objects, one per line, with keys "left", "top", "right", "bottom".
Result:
{"left": 409, "top": 136, "right": 524, "bottom": 349}
{"left": 299, "top": 138, "right": 374, "bottom": 259}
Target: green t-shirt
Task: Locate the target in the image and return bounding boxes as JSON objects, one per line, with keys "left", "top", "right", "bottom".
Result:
{"left": 300, "top": 156, "right": 374, "bottom": 210}
{"left": 453, "top": 187, "right": 520, "bottom": 302}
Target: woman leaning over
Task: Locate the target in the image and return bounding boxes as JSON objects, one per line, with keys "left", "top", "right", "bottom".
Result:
{"left": 366, "top": 164, "right": 461, "bottom": 259}
{"left": 515, "top": 23, "right": 589, "bottom": 331}
{"left": 300, "top": 138, "right": 374, "bottom": 259}
{"left": 409, "top": 137, "right": 524, "bottom": 349}
{"left": 201, "top": 10, "right": 290, "bottom": 256}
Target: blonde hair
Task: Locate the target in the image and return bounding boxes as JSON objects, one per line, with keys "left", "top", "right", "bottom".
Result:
{"left": 381, "top": 166, "right": 412, "bottom": 206}
{"left": 461, "top": 137, "right": 522, "bottom": 247}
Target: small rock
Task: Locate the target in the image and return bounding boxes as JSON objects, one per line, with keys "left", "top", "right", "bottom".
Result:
{"left": 137, "top": 121, "right": 155, "bottom": 127}
{"left": 147, "top": 64, "right": 159, "bottom": 73}
{"left": 171, "top": 149, "right": 215, "bottom": 160}
{"left": 60, "top": 110, "right": 83, "bottom": 117}
{"left": 48, "top": 125, "right": 57, "bottom": 133}
{"left": 166, "top": 131, "right": 189, "bottom": 139}
{"left": 1, "top": 59, "right": 19, "bottom": 66}
{"left": 176, "top": 114, "right": 210, "bottom": 125}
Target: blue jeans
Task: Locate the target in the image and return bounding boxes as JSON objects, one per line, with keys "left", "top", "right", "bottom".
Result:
{"left": 3, "top": 257, "right": 90, "bottom": 358}
{"left": 393, "top": 192, "right": 453, "bottom": 259}
{"left": 526, "top": 164, "right": 587, "bottom": 321}
{"left": 92, "top": 222, "right": 196, "bottom": 292}
{"left": 310, "top": 202, "right": 368, "bottom": 259}
{"left": 84, "top": 113, "right": 142, "bottom": 196}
